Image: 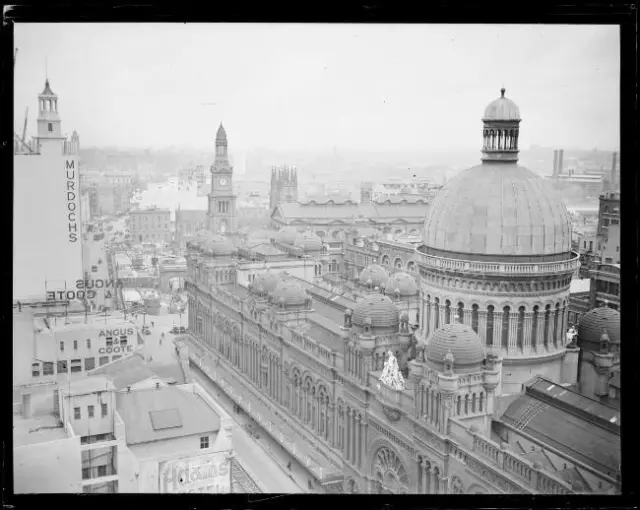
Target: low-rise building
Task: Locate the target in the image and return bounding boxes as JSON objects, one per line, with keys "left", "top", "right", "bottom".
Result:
{"left": 129, "top": 207, "right": 172, "bottom": 244}
{"left": 13, "top": 305, "right": 142, "bottom": 387}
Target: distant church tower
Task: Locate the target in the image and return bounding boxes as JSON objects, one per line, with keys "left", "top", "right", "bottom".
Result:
{"left": 35, "top": 80, "right": 66, "bottom": 155}
{"left": 207, "top": 124, "right": 237, "bottom": 234}
{"left": 269, "top": 165, "right": 299, "bottom": 214}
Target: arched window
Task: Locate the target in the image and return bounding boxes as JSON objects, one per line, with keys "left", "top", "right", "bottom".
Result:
{"left": 464, "top": 394, "right": 469, "bottom": 414}
{"left": 457, "top": 302, "right": 464, "bottom": 323}
{"left": 434, "top": 298, "right": 440, "bottom": 329}
{"left": 479, "top": 392, "right": 484, "bottom": 412}
{"left": 544, "top": 305, "right": 551, "bottom": 348}
{"left": 456, "top": 395, "right": 461, "bottom": 415}
{"left": 445, "top": 300, "right": 451, "bottom": 324}
{"left": 501, "top": 306, "right": 510, "bottom": 349}
{"left": 486, "top": 305, "right": 495, "bottom": 347}
{"left": 553, "top": 303, "right": 560, "bottom": 347}
{"left": 472, "top": 393, "right": 476, "bottom": 413}
{"left": 517, "top": 306, "right": 525, "bottom": 350}
{"left": 471, "top": 304, "right": 479, "bottom": 333}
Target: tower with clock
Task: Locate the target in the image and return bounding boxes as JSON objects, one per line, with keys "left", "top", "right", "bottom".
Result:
{"left": 207, "top": 123, "right": 237, "bottom": 235}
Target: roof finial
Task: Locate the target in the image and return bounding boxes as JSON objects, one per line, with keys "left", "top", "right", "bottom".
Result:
{"left": 500, "top": 87, "right": 505, "bottom": 98}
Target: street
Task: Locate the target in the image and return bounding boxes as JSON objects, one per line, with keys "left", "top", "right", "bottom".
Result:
{"left": 127, "top": 311, "right": 303, "bottom": 492}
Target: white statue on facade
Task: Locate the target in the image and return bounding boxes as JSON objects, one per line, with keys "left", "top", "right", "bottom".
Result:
{"left": 566, "top": 325, "right": 578, "bottom": 346}
{"left": 379, "top": 350, "right": 405, "bottom": 391}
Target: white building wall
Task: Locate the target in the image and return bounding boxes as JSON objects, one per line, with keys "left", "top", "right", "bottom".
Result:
{"left": 14, "top": 153, "right": 83, "bottom": 300}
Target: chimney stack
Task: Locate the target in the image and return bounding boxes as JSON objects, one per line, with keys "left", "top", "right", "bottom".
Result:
{"left": 553, "top": 150, "right": 558, "bottom": 178}
{"left": 611, "top": 152, "right": 617, "bottom": 188}
{"left": 558, "top": 149, "right": 564, "bottom": 176}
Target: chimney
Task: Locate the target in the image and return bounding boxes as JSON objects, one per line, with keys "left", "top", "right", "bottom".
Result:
{"left": 611, "top": 152, "right": 617, "bottom": 187}
{"left": 552, "top": 150, "right": 558, "bottom": 178}
{"left": 558, "top": 149, "right": 564, "bottom": 176}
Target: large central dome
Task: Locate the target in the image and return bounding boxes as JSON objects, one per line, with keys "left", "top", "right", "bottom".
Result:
{"left": 422, "top": 90, "right": 572, "bottom": 259}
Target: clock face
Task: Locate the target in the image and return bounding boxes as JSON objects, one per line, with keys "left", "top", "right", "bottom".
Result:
{"left": 219, "top": 178, "right": 228, "bottom": 187}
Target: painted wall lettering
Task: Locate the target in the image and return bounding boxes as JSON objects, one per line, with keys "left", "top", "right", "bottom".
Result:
{"left": 98, "top": 345, "right": 134, "bottom": 354}
{"left": 46, "top": 290, "right": 97, "bottom": 301}
{"left": 98, "top": 328, "right": 135, "bottom": 337}
{"left": 66, "top": 160, "right": 79, "bottom": 243}
{"left": 75, "top": 279, "right": 124, "bottom": 289}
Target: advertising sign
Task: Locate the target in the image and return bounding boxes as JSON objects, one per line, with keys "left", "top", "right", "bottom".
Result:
{"left": 159, "top": 453, "right": 231, "bottom": 494}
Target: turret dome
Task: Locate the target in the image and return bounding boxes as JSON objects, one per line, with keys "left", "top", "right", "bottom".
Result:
{"left": 424, "top": 323, "right": 485, "bottom": 374}
{"left": 358, "top": 264, "right": 389, "bottom": 288}
{"left": 352, "top": 294, "right": 399, "bottom": 330}
{"left": 483, "top": 88, "right": 521, "bottom": 120}
{"left": 294, "top": 231, "right": 323, "bottom": 252}
{"left": 253, "top": 270, "right": 280, "bottom": 294}
{"left": 276, "top": 226, "right": 299, "bottom": 246}
{"left": 270, "top": 278, "right": 309, "bottom": 307}
{"left": 577, "top": 306, "right": 620, "bottom": 350}
{"left": 384, "top": 271, "right": 418, "bottom": 297}
{"left": 202, "top": 234, "right": 235, "bottom": 257}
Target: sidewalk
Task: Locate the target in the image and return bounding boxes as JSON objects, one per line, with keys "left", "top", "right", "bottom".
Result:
{"left": 190, "top": 366, "right": 303, "bottom": 493}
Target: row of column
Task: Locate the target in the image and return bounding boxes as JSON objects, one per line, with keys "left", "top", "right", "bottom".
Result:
{"left": 483, "top": 128, "right": 518, "bottom": 151}
{"left": 417, "top": 459, "right": 442, "bottom": 494}
{"left": 40, "top": 98, "right": 58, "bottom": 112}
{"left": 346, "top": 347, "right": 365, "bottom": 382}
{"left": 343, "top": 408, "right": 365, "bottom": 469}
{"left": 422, "top": 301, "right": 570, "bottom": 351}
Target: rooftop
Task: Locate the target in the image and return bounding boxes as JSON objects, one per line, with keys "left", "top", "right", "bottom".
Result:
{"left": 14, "top": 413, "right": 68, "bottom": 447}
{"left": 88, "top": 352, "right": 167, "bottom": 390}
{"left": 116, "top": 386, "right": 220, "bottom": 445}
{"left": 501, "top": 376, "right": 620, "bottom": 475}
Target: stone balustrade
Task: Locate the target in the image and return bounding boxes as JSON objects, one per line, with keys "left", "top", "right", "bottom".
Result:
{"left": 416, "top": 250, "right": 580, "bottom": 276}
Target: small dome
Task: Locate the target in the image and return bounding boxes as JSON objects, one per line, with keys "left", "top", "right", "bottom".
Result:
{"left": 532, "top": 460, "right": 543, "bottom": 470}
{"left": 270, "top": 279, "right": 308, "bottom": 307}
{"left": 578, "top": 306, "right": 620, "bottom": 348}
{"left": 294, "top": 231, "right": 323, "bottom": 251}
{"left": 352, "top": 294, "right": 399, "bottom": 329}
{"left": 276, "top": 226, "right": 299, "bottom": 246}
{"left": 483, "top": 88, "right": 521, "bottom": 120}
{"left": 469, "top": 424, "right": 480, "bottom": 433}
{"left": 358, "top": 264, "right": 389, "bottom": 288}
{"left": 202, "top": 235, "right": 235, "bottom": 257}
{"left": 424, "top": 323, "right": 485, "bottom": 373}
{"left": 254, "top": 270, "right": 280, "bottom": 294}
{"left": 384, "top": 272, "right": 418, "bottom": 296}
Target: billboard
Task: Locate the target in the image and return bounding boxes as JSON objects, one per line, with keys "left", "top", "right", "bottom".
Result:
{"left": 158, "top": 452, "right": 231, "bottom": 494}
{"left": 14, "top": 154, "right": 83, "bottom": 299}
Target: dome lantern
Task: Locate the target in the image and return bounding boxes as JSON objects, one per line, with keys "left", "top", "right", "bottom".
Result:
{"left": 481, "top": 87, "right": 521, "bottom": 164}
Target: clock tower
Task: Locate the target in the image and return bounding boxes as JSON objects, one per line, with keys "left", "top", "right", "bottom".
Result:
{"left": 207, "top": 123, "right": 237, "bottom": 234}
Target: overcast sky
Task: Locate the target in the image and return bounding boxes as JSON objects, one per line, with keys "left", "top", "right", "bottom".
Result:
{"left": 14, "top": 24, "right": 619, "bottom": 152}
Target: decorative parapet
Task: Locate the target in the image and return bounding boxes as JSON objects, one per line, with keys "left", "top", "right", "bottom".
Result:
{"left": 469, "top": 430, "right": 572, "bottom": 494}
{"left": 416, "top": 250, "right": 580, "bottom": 276}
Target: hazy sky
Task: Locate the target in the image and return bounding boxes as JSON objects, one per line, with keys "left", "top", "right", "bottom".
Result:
{"left": 14, "top": 24, "right": 619, "bottom": 152}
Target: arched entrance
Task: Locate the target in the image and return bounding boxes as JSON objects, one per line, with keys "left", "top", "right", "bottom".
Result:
{"left": 371, "top": 445, "right": 410, "bottom": 494}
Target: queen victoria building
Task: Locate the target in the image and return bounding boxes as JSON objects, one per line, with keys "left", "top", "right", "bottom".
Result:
{"left": 183, "top": 90, "right": 621, "bottom": 494}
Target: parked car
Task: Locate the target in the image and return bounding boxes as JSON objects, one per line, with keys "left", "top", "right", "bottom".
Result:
{"left": 171, "top": 326, "right": 180, "bottom": 334}
{"left": 179, "top": 326, "right": 187, "bottom": 333}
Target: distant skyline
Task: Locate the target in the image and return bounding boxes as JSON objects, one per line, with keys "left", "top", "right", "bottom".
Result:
{"left": 14, "top": 24, "right": 619, "bottom": 152}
